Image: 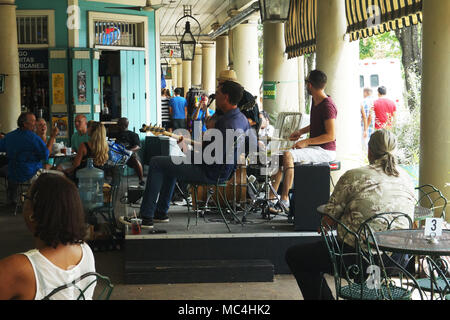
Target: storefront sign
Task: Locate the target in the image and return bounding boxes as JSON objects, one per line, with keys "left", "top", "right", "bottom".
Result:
{"left": 263, "top": 81, "right": 277, "bottom": 100}
{"left": 52, "top": 73, "right": 65, "bottom": 105}
{"left": 100, "top": 27, "right": 121, "bottom": 46}
{"left": 19, "top": 49, "right": 48, "bottom": 71}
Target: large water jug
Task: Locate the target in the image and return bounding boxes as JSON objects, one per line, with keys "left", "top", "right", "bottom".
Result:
{"left": 76, "top": 158, "right": 104, "bottom": 210}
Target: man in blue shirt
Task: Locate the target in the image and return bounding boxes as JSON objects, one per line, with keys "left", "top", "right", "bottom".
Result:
{"left": 0, "top": 112, "right": 49, "bottom": 204}
{"left": 120, "top": 81, "right": 251, "bottom": 229}
{"left": 169, "top": 88, "right": 188, "bottom": 130}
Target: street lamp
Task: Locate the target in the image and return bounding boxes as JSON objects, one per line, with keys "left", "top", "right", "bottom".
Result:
{"left": 175, "top": 5, "right": 201, "bottom": 61}
{"left": 258, "top": 0, "right": 291, "bottom": 23}
{"left": 179, "top": 21, "right": 196, "bottom": 61}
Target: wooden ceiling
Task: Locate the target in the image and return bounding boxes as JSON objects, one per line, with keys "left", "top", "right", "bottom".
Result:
{"left": 157, "top": 0, "right": 257, "bottom": 42}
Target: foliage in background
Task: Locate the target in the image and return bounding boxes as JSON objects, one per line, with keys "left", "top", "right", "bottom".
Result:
{"left": 359, "top": 31, "right": 402, "bottom": 60}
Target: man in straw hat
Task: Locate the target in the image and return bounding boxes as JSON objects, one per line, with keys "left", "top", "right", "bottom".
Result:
{"left": 216, "top": 70, "right": 261, "bottom": 133}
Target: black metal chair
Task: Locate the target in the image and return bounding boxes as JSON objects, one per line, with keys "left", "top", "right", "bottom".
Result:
{"left": 320, "top": 212, "right": 424, "bottom": 300}
{"left": 415, "top": 184, "right": 448, "bottom": 221}
{"left": 423, "top": 256, "right": 450, "bottom": 300}
{"left": 87, "top": 165, "right": 125, "bottom": 240}
{"left": 42, "top": 272, "right": 114, "bottom": 300}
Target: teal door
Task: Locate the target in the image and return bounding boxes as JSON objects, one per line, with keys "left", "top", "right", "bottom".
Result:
{"left": 120, "top": 50, "right": 146, "bottom": 137}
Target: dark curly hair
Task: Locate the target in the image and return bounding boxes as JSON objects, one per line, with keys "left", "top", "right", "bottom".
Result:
{"left": 28, "top": 173, "right": 86, "bottom": 248}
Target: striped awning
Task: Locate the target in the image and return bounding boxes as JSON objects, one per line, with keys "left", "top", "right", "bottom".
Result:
{"left": 346, "top": 0, "right": 423, "bottom": 41}
{"left": 285, "top": 0, "right": 317, "bottom": 59}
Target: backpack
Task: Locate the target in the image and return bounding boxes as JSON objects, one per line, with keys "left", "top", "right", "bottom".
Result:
{"left": 107, "top": 139, "right": 132, "bottom": 166}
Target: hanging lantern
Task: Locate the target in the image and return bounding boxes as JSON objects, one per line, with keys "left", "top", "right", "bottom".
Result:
{"left": 179, "top": 21, "right": 196, "bottom": 61}
{"left": 258, "top": 0, "right": 291, "bottom": 23}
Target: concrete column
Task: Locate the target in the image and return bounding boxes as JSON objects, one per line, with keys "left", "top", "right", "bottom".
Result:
{"left": 0, "top": 0, "right": 20, "bottom": 133}
{"left": 182, "top": 60, "right": 192, "bottom": 96}
{"left": 191, "top": 44, "right": 202, "bottom": 87}
{"left": 316, "top": 0, "right": 363, "bottom": 181}
{"left": 420, "top": 0, "right": 450, "bottom": 205}
{"left": 201, "top": 42, "right": 216, "bottom": 96}
{"left": 215, "top": 34, "right": 229, "bottom": 85}
{"left": 169, "top": 58, "right": 178, "bottom": 93}
{"left": 298, "top": 56, "right": 306, "bottom": 114}
{"left": 262, "top": 22, "right": 299, "bottom": 122}
{"left": 231, "top": 19, "right": 259, "bottom": 96}
{"left": 176, "top": 58, "right": 183, "bottom": 88}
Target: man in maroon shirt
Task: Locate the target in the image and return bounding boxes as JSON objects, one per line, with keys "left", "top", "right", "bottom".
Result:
{"left": 271, "top": 70, "right": 337, "bottom": 212}
{"left": 373, "top": 86, "right": 396, "bottom": 130}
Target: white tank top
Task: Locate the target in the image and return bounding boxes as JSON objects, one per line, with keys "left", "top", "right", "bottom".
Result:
{"left": 22, "top": 242, "right": 96, "bottom": 300}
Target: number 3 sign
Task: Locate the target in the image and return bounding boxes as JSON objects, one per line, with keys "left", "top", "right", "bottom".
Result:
{"left": 425, "top": 218, "right": 443, "bottom": 238}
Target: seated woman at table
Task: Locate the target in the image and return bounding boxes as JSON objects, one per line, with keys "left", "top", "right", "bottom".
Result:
{"left": 62, "top": 121, "right": 108, "bottom": 180}
{"left": 285, "top": 129, "right": 416, "bottom": 300}
{"left": 0, "top": 173, "right": 96, "bottom": 299}
{"left": 35, "top": 118, "right": 59, "bottom": 170}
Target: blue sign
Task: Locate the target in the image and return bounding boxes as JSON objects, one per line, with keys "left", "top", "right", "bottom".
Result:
{"left": 19, "top": 49, "right": 48, "bottom": 71}
{"left": 100, "top": 27, "right": 121, "bottom": 46}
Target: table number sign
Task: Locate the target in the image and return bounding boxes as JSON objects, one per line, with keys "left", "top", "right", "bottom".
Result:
{"left": 424, "top": 218, "right": 443, "bottom": 238}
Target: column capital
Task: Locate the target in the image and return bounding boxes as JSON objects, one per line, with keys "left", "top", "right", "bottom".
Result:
{"left": 201, "top": 42, "right": 215, "bottom": 49}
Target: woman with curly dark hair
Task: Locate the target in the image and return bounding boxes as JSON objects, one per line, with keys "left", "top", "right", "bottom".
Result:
{"left": 0, "top": 173, "right": 96, "bottom": 300}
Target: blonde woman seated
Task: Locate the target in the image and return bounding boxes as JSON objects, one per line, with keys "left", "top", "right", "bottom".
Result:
{"left": 0, "top": 173, "right": 96, "bottom": 299}
{"left": 62, "top": 121, "right": 109, "bottom": 179}
{"left": 285, "top": 129, "right": 416, "bottom": 300}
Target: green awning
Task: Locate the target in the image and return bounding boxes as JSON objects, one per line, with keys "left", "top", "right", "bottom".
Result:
{"left": 346, "top": 0, "right": 422, "bottom": 41}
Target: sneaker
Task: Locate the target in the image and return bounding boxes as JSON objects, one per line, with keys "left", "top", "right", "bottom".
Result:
{"left": 280, "top": 199, "right": 290, "bottom": 212}
{"left": 119, "top": 216, "right": 154, "bottom": 229}
{"left": 139, "top": 180, "right": 146, "bottom": 187}
{"left": 154, "top": 213, "right": 170, "bottom": 223}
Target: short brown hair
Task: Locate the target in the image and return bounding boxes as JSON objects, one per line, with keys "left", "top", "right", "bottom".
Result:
{"left": 306, "top": 70, "right": 327, "bottom": 89}
{"left": 28, "top": 174, "right": 86, "bottom": 248}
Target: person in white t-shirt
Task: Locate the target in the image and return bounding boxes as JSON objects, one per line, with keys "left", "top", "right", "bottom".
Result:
{"left": 0, "top": 173, "right": 97, "bottom": 300}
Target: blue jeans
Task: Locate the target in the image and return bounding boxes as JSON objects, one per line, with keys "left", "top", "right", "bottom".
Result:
{"left": 139, "top": 156, "right": 216, "bottom": 219}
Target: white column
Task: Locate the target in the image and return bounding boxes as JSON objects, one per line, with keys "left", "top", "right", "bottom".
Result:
{"left": 420, "top": 0, "right": 450, "bottom": 205}
{"left": 182, "top": 60, "right": 192, "bottom": 96}
{"left": 201, "top": 42, "right": 216, "bottom": 96}
{"left": 169, "top": 58, "right": 178, "bottom": 92}
{"left": 298, "top": 56, "right": 306, "bottom": 114}
{"left": 262, "top": 22, "right": 299, "bottom": 121}
{"left": 215, "top": 34, "right": 229, "bottom": 85}
{"left": 191, "top": 44, "right": 202, "bottom": 87}
{"left": 316, "top": 0, "right": 363, "bottom": 180}
{"left": 176, "top": 58, "right": 183, "bottom": 88}
{"left": 0, "top": 0, "right": 20, "bottom": 133}
{"left": 231, "top": 18, "right": 259, "bottom": 96}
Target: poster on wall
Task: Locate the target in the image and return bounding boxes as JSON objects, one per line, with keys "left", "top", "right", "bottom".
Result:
{"left": 52, "top": 73, "right": 65, "bottom": 105}
{"left": 77, "top": 70, "right": 87, "bottom": 102}
{"left": 165, "top": 67, "right": 172, "bottom": 80}
{"left": 263, "top": 81, "right": 277, "bottom": 100}
{"left": 51, "top": 115, "right": 68, "bottom": 138}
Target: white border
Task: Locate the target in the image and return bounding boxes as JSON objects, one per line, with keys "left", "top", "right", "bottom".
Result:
{"left": 16, "top": 9, "right": 56, "bottom": 48}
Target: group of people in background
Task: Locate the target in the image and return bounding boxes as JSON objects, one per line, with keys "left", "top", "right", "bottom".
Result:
{"left": 360, "top": 86, "right": 397, "bottom": 150}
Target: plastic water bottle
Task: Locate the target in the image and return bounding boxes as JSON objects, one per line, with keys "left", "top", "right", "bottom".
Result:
{"left": 76, "top": 158, "right": 104, "bottom": 210}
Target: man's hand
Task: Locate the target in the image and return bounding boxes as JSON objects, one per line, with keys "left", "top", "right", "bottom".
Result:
{"left": 292, "top": 139, "right": 309, "bottom": 149}
{"left": 51, "top": 126, "right": 59, "bottom": 137}
{"left": 289, "top": 130, "right": 302, "bottom": 141}
{"left": 318, "top": 215, "right": 337, "bottom": 234}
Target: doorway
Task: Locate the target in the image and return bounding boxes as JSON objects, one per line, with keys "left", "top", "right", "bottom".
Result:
{"left": 99, "top": 50, "right": 121, "bottom": 122}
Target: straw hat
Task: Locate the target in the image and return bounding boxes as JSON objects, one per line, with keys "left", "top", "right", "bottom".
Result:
{"left": 217, "top": 69, "right": 238, "bottom": 83}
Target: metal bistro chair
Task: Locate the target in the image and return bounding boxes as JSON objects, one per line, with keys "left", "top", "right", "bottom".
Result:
{"left": 414, "top": 184, "right": 450, "bottom": 294}
{"left": 320, "top": 212, "right": 424, "bottom": 300}
{"left": 42, "top": 272, "right": 114, "bottom": 300}
{"left": 88, "top": 164, "right": 125, "bottom": 241}
{"left": 415, "top": 184, "right": 447, "bottom": 222}
{"left": 423, "top": 256, "right": 450, "bottom": 300}
{"left": 186, "top": 134, "right": 247, "bottom": 232}
{"left": 357, "top": 212, "right": 424, "bottom": 300}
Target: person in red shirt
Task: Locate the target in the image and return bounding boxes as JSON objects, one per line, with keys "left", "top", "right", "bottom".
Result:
{"left": 373, "top": 86, "right": 396, "bottom": 130}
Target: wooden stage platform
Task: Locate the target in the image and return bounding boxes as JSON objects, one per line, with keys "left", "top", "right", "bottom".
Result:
{"left": 121, "top": 202, "right": 321, "bottom": 285}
